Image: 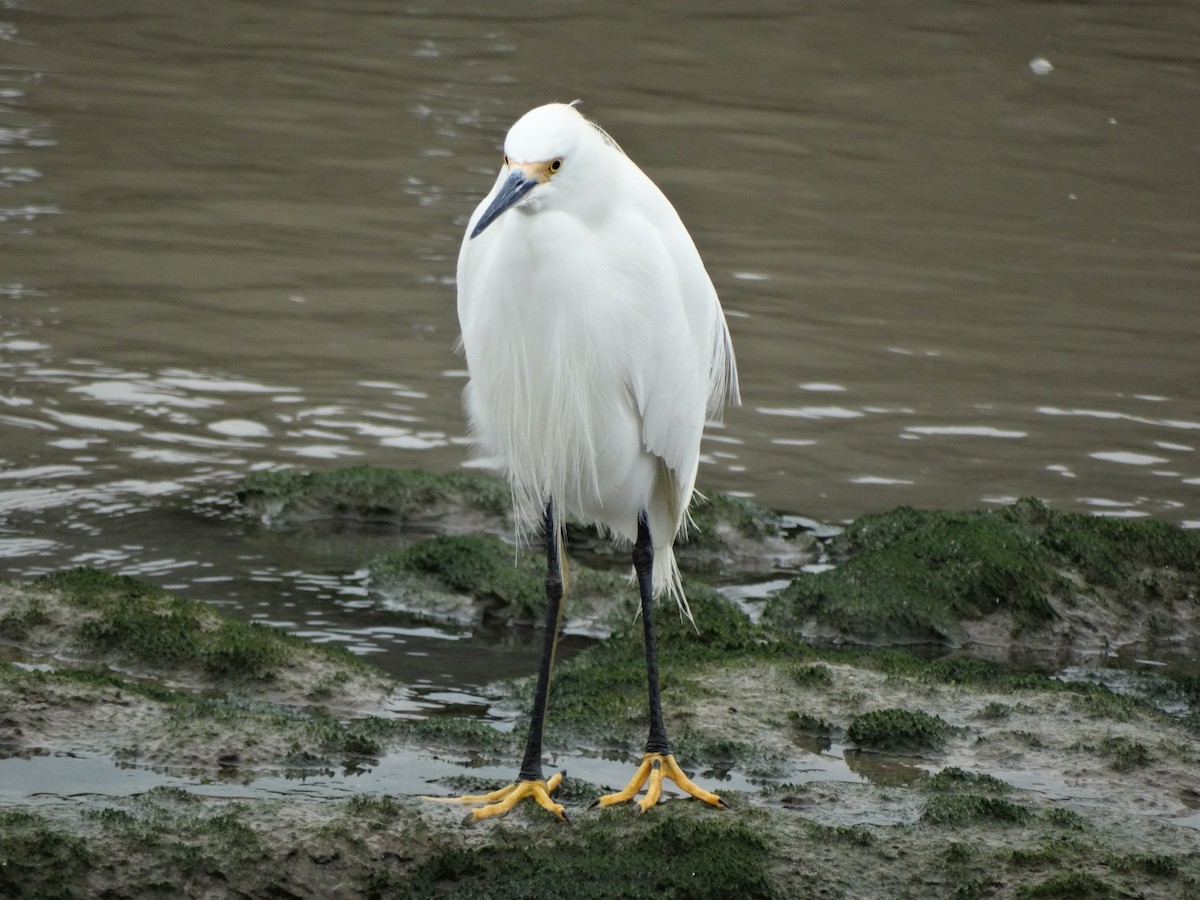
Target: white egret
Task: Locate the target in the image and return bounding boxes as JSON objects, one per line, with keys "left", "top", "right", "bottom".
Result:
{"left": 441, "top": 102, "right": 739, "bottom": 821}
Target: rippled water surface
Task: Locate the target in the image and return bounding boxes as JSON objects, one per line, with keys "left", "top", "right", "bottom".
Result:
{"left": 2, "top": 2, "right": 1198, "bottom": 716}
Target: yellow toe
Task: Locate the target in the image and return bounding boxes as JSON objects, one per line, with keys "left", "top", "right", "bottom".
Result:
{"left": 592, "top": 757, "right": 653, "bottom": 809}
{"left": 636, "top": 756, "right": 665, "bottom": 813}
{"left": 423, "top": 775, "right": 567, "bottom": 822}
{"left": 595, "top": 753, "right": 725, "bottom": 812}
{"left": 662, "top": 754, "right": 726, "bottom": 808}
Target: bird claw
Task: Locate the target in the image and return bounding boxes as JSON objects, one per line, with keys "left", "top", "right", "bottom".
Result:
{"left": 593, "top": 753, "right": 725, "bottom": 812}
{"left": 424, "top": 771, "right": 567, "bottom": 823}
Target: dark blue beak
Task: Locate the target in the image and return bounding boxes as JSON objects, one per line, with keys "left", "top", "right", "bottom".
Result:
{"left": 470, "top": 170, "right": 538, "bottom": 239}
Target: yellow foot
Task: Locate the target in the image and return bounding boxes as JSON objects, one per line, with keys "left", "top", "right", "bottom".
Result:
{"left": 422, "top": 772, "right": 567, "bottom": 823}
{"left": 592, "top": 753, "right": 726, "bottom": 813}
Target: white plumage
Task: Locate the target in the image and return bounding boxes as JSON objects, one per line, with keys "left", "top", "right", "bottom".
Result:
{"left": 456, "top": 102, "right": 739, "bottom": 609}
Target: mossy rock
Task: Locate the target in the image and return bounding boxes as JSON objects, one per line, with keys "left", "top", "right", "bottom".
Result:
{"left": 787, "top": 710, "right": 835, "bottom": 738}
{"left": 367, "top": 534, "right": 636, "bottom": 635}
{"left": 234, "top": 465, "right": 511, "bottom": 530}
{"left": 764, "top": 498, "right": 1200, "bottom": 649}
{"left": 563, "top": 492, "right": 820, "bottom": 579}
{"left": 368, "top": 813, "right": 777, "bottom": 899}
{"left": 922, "top": 793, "right": 1033, "bottom": 826}
{"left": 1015, "top": 873, "right": 1119, "bottom": 899}
{"left": 2, "top": 569, "right": 387, "bottom": 708}
{"left": 921, "top": 766, "right": 1011, "bottom": 794}
{"left": 29, "top": 569, "right": 293, "bottom": 681}
{"left": 846, "top": 708, "right": 953, "bottom": 753}
{"left": 678, "top": 493, "right": 819, "bottom": 574}
{"left": 235, "top": 465, "right": 820, "bottom": 580}
{"left": 0, "top": 810, "right": 92, "bottom": 900}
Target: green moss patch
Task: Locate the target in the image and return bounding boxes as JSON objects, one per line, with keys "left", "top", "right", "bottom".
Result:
{"left": 369, "top": 535, "right": 546, "bottom": 624}
{"left": 846, "top": 708, "right": 953, "bottom": 753}
{"left": 234, "top": 465, "right": 510, "bottom": 526}
{"left": 367, "top": 534, "right": 636, "bottom": 632}
{"left": 1016, "top": 872, "right": 1115, "bottom": 899}
{"left": 764, "top": 498, "right": 1200, "bottom": 647}
{"left": 1, "top": 569, "right": 394, "bottom": 725}
{"left": 560, "top": 491, "right": 819, "bottom": 579}
{"left": 35, "top": 568, "right": 298, "bottom": 681}
{"left": 677, "top": 494, "right": 818, "bottom": 575}
{"left": 385, "top": 813, "right": 777, "bottom": 900}
{"left": 1094, "top": 735, "right": 1153, "bottom": 772}
{"left": 922, "top": 793, "right": 1034, "bottom": 826}
{"left": 237, "top": 464, "right": 817, "bottom": 580}
{"left": 787, "top": 711, "right": 834, "bottom": 738}
{"left": 0, "top": 596, "right": 52, "bottom": 641}
{"left": 0, "top": 810, "right": 92, "bottom": 900}
{"left": 922, "top": 766, "right": 1011, "bottom": 794}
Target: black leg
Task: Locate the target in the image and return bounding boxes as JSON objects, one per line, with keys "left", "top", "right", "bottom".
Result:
{"left": 634, "top": 511, "right": 671, "bottom": 755}
{"left": 517, "top": 501, "right": 566, "bottom": 782}
{"left": 589, "top": 512, "right": 724, "bottom": 811}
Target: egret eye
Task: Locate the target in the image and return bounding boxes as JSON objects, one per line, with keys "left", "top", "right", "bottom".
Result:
{"left": 549, "top": 159, "right": 562, "bottom": 173}
{"left": 503, "top": 154, "right": 509, "bottom": 167}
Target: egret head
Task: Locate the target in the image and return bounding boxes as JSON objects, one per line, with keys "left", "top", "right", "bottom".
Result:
{"left": 469, "top": 103, "right": 609, "bottom": 239}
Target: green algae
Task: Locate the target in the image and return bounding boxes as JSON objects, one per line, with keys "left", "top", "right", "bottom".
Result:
{"left": 1016, "top": 872, "right": 1115, "bottom": 899}
{"left": 305, "top": 713, "right": 514, "bottom": 762}
{"left": 689, "top": 493, "right": 786, "bottom": 544}
{"left": 786, "top": 710, "right": 834, "bottom": 738}
{"left": 236, "top": 464, "right": 816, "bottom": 581}
{"left": 343, "top": 794, "right": 406, "bottom": 829}
{"left": 766, "top": 501, "right": 1061, "bottom": 642}
{"left": 1111, "top": 851, "right": 1180, "bottom": 878}
{"left": 1041, "top": 807, "right": 1087, "bottom": 831}
{"left": 4, "top": 661, "right": 205, "bottom": 709}
{"left": 803, "top": 822, "right": 875, "bottom": 848}
{"left": 80, "top": 597, "right": 289, "bottom": 681}
{"left": 0, "top": 596, "right": 51, "bottom": 641}
{"left": 764, "top": 497, "right": 1200, "bottom": 646}
{"left": 3, "top": 593, "right": 1199, "bottom": 899}
{"left": 36, "top": 567, "right": 171, "bottom": 607}
{"left": 235, "top": 464, "right": 510, "bottom": 524}
{"left": 846, "top": 708, "right": 953, "bottom": 753}
{"left": 849, "top": 647, "right": 1178, "bottom": 721}
{"left": 390, "top": 714, "right": 514, "bottom": 754}
{"left": 0, "top": 810, "right": 92, "bottom": 900}
{"left": 45, "top": 775, "right": 1188, "bottom": 900}
{"left": 5, "top": 568, "right": 382, "bottom": 694}
{"left": 34, "top": 568, "right": 297, "bottom": 681}
{"left": 916, "top": 829, "right": 1182, "bottom": 900}
{"left": 370, "top": 535, "right": 546, "bottom": 623}
{"left": 1001, "top": 833, "right": 1180, "bottom": 898}
{"left": 976, "top": 700, "right": 1013, "bottom": 720}
{"left": 786, "top": 663, "right": 833, "bottom": 689}
{"left": 367, "top": 533, "right": 639, "bottom": 631}
{"left": 922, "top": 794, "right": 1034, "bottom": 826}
{"left": 921, "top": 766, "right": 1011, "bottom": 794}
{"left": 1094, "top": 735, "right": 1153, "bottom": 772}
{"left": 82, "top": 788, "right": 277, "bottom": 896}
{"left": 383, "top": 812, "right": 777, "bottom": 900}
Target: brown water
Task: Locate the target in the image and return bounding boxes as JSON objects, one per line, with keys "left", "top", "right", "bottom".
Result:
{"left": 2, "top": 1, "right": 1199, "bottom": 698}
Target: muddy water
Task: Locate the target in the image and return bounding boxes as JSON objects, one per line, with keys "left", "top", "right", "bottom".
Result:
{"left": 2, "top": 2, "right": 1198, "bottom": 708}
